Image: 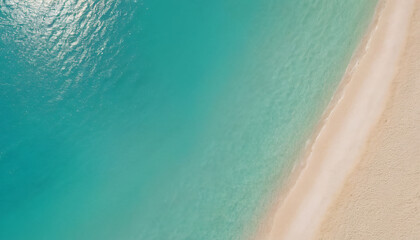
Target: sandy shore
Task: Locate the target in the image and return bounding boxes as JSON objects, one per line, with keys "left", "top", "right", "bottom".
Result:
{"left": 317, "top": 1, "right": 420, "bottom": 239}
{"left": 258, "top": 0, "right": 416, "bottom": 239}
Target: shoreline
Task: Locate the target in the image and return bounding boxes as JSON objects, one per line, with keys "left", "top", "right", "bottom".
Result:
{"left": 252, "top": 2, "right": 386, "bottom": 237}
{"left": 318, "top": 0, "right": 420, "bottom": 238}
{"left": 256, "top": 0, "right": 415, "bottom": 239}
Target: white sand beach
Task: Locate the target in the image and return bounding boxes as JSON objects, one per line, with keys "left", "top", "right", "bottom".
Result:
{"left": 317, "top": 1, "right": 420, "bottom": 238}
{"left": 258, "top": 0, "right": 419, "bottom": 239}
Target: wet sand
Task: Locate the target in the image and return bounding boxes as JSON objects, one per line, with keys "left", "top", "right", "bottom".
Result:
{"left": 317, "top": 1, "right": 420, "bottom": 239}
{"left": 258, "top": 0, "right": 416, "bottom": 239}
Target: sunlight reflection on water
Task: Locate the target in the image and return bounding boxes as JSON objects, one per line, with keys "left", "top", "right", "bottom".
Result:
{"left": 1, "top": 0, "right": 125, "bottom": 101}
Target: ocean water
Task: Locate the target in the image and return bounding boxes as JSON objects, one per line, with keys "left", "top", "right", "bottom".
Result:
{"left": 0, "top": 0, "right": 377, "bottom": 239}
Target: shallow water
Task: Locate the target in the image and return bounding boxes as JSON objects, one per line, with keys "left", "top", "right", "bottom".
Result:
{"left": 0, "top": 0, "right": 376, "bottom": 239}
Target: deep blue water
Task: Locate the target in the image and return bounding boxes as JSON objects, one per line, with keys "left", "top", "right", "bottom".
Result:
{"left": 0, "top": 0, "right": 376, "bottom": 239}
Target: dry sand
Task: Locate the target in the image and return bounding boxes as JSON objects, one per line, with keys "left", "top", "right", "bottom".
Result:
{"left": 317, "top": 1, "right": 420, "bottom": 239}
{"left": 259, "top": 0, "right": 417, "bottom": 239}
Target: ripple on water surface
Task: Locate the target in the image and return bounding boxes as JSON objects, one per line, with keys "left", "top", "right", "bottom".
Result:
{"left": 0, "top": 0, "right": 377, "bottom": 239}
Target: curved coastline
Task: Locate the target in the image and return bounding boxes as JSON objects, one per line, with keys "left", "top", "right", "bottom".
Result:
{"left": 257, "top": 0, "right": 415, "bottom": 239}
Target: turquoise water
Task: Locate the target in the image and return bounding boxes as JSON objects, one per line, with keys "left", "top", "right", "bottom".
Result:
{"left": 0, "top": 0, "right": 377, "bottom": 239}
